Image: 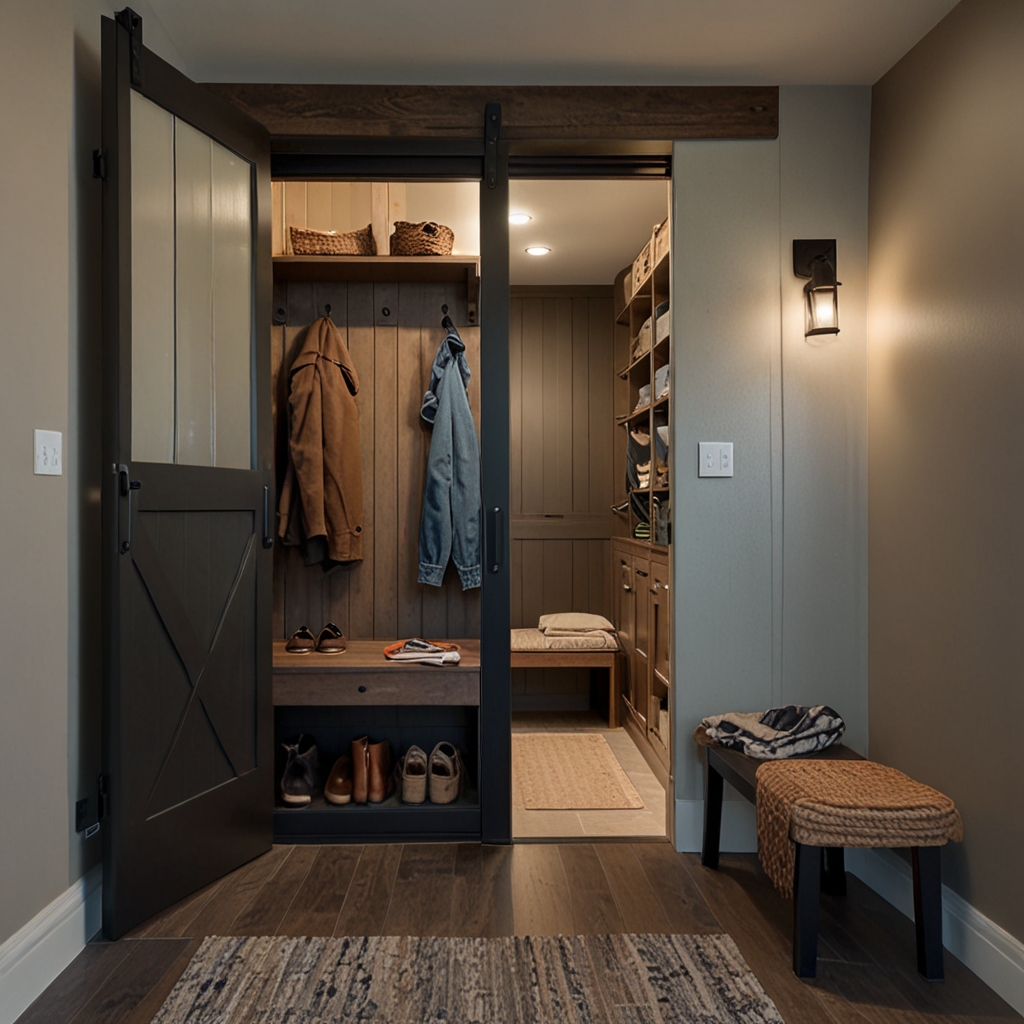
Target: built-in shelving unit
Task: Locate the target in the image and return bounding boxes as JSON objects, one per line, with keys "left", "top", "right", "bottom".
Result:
{"left": 611, "top": 215, "right": 672, "bottom": 780}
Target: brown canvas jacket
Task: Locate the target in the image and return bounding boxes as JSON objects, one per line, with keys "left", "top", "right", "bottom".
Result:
{"left": 278, "top": 316, "right": 364, "bottom": 564}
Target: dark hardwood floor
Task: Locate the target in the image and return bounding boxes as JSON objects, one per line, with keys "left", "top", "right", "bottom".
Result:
{"left": 16, "top": 843, "right": 1020, "bottom": 1023}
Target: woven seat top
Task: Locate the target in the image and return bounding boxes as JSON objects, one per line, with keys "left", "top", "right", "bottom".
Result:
{"left": 755, "top": 759, "right": 962, "bottom": 898}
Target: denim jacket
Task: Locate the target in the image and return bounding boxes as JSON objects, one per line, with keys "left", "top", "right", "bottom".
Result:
{"left": 418, "top": 326, "right": 481, "bottom": 590}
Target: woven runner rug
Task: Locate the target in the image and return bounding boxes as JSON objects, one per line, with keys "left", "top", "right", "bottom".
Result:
{"left": 151, "top": 933, "right": 783, "bottom": 1023}
{"left": 512, "top": 733, "right": 645, "bottom": 809}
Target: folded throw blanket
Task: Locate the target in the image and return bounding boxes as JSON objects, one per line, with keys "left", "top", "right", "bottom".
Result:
{"left": 383, "top": 638, "right": 461, "bottom": 666}
{"left": 756, "top": 759, "right": 963, "bottom": 897}
{"left": 511, "top": 628, "right": 619, "bottom": 652}
{"left": 702, "top": 705, "right": 845, "bottom": 760}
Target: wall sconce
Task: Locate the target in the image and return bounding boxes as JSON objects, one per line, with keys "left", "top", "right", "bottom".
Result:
{"left": 793, "top": 239, "right": 841, "bottom": 340}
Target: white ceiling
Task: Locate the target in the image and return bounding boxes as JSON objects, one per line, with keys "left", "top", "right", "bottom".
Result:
{"left": 145, "top": 0, "right": 957, "bottom": 86}
{"left": 509, "top": 180, "right": 669, "bottom": 286}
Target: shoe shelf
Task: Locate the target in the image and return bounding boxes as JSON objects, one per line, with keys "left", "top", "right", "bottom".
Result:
{"left": 273, "top": 789, "right": 481, "bottom": 842}
{"left": 272, "top": 639, "right": 480, "bottom": 706}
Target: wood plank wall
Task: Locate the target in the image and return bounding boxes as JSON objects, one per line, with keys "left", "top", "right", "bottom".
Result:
{"left": 272, "top": 279, "right": 480, "bottom": 641}
{"left": 509, "top": 287, "right": 616, "bottom": 707}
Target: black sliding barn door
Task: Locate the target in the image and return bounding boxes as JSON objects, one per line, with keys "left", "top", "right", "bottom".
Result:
{"left": 101, "top": 10, "right": 273, "bottom": 939}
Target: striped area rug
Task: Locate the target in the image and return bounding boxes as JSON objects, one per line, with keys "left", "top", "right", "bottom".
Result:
{"left": 151, "top": 933, "right": 784, "bottom": 1023}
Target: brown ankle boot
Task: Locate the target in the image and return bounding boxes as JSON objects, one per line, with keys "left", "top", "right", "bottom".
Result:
{"left": 367, "top": 739, "right": 394, "bottom": 803}
{"left": 350, "top": 736, "right": 370, "bottom": 804}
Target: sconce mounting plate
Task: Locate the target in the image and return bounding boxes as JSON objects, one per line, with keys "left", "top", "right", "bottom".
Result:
{"left": 793, "top": 239, "right": 836, "bottom": 279}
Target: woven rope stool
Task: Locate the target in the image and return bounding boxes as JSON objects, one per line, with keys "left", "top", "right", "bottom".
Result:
{"left": 694, "top": 727, "right": 963, "bottom": 981}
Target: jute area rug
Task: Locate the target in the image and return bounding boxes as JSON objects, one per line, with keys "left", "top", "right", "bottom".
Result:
{"left": 151, "top": 933, "right": 784, "bottom": 1023}
{"left": 512, "top": 733, "right": 645, "bottom": 809}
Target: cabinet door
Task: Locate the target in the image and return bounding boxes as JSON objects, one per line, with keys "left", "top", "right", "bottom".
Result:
{"left": 615, "top": 549, "right": 635, "bottom": 651}
{"left": 632, "top": 555, "right": 651, "bottom": 726}
{"left": 651, "top": 559, "right": 670, "bottom": 687}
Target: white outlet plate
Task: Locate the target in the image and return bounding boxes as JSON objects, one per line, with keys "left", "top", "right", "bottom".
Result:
{"left": 34, "top": 429, "right": 63, "bottom": 476}
{"left": 698, "top": 441, "right": 733, "bottom": 478}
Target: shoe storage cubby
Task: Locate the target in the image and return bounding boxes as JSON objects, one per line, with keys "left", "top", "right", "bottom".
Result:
{"left": 274, "top": 703, "right": 480, "bottom": 842}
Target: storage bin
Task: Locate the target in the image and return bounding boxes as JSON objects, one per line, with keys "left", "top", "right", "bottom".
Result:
{"left": 653, "top": 216, "right": 670, "bottom": 265}
{"left": 633, "top": 237, "right": 653, "bottom": 293}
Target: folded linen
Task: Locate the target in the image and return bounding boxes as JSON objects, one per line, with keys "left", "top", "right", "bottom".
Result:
{"left": 702, "top": 704, "right": 845, "bottom": 760}
{"left": 755, "top": 759, "right": 963, "bottom": 897}
{"left": 512, "top": 628, "right": 619, "bottom": 652}
{"left": 383, "top": 638, "right": 461, "bottom": 665}
{"left": 538, "top": 612, "right": 615, "bottom": 634}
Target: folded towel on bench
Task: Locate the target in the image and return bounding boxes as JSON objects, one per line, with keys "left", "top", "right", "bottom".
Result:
{"left": 702, "top": 705, "right": 845, "bottom": 760}
{"left": 756, "top": 759, "right": 963, "bottom": 897}
{"left": 511, "top": 628, "right": 619, "bottom": 652}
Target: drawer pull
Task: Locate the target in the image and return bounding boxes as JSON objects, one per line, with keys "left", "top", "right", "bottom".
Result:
{"left": 358, "top": 685, "right": 367, "bottom": 693}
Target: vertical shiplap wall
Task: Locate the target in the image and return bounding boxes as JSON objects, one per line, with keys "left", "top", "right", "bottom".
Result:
{"left": 671, "top": 86, "right": 871, "bottom": 851}
{"left": 509, "top": 288, "right": 615, "bottom": 708}
{"left": 272, "top": 280, "right": 480, "bottom": 641}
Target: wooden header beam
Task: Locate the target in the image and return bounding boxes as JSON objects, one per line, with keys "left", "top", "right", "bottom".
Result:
{"left": 201, "top": 84, "right": 778, "bottom": 141}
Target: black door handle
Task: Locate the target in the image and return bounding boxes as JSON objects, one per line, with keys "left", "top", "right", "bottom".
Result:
{"left": 262, "top": 485, "right": 274, "bottom": 549}
{"left": 486, "top": 506, "right": 503, "bottom": 574}
{"left": 117, "top": 464, "right": 140, "bottom": 554}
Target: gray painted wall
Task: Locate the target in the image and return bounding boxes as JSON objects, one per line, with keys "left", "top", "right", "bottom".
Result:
{"left": 671, "top": 87, "right": 871, "bottom": 849}
{"left": 868, "top": 0, "right": 1024, "bottom": 942}
{"left": 0, "top": 0, "right": 188, "bottom": 955}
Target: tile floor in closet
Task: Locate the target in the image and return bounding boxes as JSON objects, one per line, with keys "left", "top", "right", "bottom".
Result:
{"left": 511, "top": 709, "right": 666, "bottom": 839}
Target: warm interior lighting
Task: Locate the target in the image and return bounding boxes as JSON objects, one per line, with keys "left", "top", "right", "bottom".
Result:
{"left": 525, "top": 246, "right": 551, "bottom": 256}
{"left": 509, "top": 213, "right": 532, "bottom": 225}
{"left": 793, "top": 239, "right": 841, "bottom": 341}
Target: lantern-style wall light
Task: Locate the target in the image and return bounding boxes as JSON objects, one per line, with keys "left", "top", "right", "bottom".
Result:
{"left": 793, "top": 239, "right": 841, "bottom": 340}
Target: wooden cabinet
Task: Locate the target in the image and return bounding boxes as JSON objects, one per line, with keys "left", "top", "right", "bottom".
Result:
{"left": 612, "top": 538, "right": 671, "bottom": 784}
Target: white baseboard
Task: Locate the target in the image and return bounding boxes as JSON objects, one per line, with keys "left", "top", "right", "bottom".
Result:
{"left": 843, "top": 848, "right": 1024, "bottom": 1015}
{"left": 0, "top": 865, "right": 102, "bottom": 1024}
{"left": 674, "top": 797, "right": 757, "bottom": 854}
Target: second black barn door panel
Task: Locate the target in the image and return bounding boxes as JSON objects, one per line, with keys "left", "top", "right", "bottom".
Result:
{"left": 101, "top": 10, "right": 273, "bottom": 938}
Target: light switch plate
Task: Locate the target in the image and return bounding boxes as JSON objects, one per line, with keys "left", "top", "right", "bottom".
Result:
{"left": 34, "top": 429, "right": 63, "bottom": 476}
{"left": 699, "top": 441, "right": 733, "bottom": 478}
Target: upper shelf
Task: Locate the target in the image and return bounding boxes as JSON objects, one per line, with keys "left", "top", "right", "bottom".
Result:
{"left": 273, "top": 255, "right": 481, "bottom": 284}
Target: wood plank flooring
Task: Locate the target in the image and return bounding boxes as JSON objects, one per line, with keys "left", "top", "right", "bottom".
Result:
{"left": 18, "top": 844, "right": 1020, "bottom": 1024}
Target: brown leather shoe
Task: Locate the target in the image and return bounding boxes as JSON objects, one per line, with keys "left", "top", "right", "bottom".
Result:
{"left": 325, "top": 754, "right": 353, "bottom": 805}
{"left": 367, "top": 739, "right": 394, "bottom": 803}
{"left": 316, "top": 622, "right": 348, "bottom": 655}
{"left": 351, "top": 736, "right": 370, "bottom": 804}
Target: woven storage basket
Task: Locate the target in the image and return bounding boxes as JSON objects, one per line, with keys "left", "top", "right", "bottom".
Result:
{"left": 289, "top": 224, "right": 376, "bottom": 256}
{"left": 390, "top": 220, "right": 455, "bottom": 256}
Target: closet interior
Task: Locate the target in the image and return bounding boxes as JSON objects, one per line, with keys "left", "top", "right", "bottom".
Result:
{"left": 270, "top": 179, "right": 483, "bottom": 842}
{"left": 507, "top": 178, "right": 672, "bottom": 841}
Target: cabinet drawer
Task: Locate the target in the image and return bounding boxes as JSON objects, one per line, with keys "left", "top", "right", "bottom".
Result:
{"left": 273, "top": 670, "right": 480, "bottom": 707}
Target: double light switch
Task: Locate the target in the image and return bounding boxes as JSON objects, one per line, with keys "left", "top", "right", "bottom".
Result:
{"left": 698, "top": 441, "right": 733, "bottom": 478}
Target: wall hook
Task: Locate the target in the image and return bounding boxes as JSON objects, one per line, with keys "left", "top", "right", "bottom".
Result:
{"left": 324, "top": 303, "right": 332, "bottom": 317}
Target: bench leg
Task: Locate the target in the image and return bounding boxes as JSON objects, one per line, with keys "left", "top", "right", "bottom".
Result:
{"left": 913, "top": 846, "right": 944, "bottom": 980}
{"left": 822, "top": 847, "right": 847, "bottom": 896}
{"left": 793, "top": 843, "right": 821, "bottom": 978}
{"left": 608, "top": 658, "right": 620, "bottom": 729}
{"left": 701, "top": 760, "right": 723, "bottom": 869}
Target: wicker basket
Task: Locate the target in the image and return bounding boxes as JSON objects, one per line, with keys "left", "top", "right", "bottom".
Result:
{"left": 289, "top": 224, "right": 376, "bottom": 256}
{"left": 389, "top": 220, "right": 455, "bottom": 256}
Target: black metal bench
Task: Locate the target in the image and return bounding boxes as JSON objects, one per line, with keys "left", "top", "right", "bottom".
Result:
{"left": 694, "top": 726, "right": 945, "bottom": 980}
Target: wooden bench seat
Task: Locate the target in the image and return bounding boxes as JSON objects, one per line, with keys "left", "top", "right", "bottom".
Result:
{"left": 694, "top": 725, "right": 947, "bottom": 981}
{"left": 510, "top": 649, "right": 623, "bottom": 727}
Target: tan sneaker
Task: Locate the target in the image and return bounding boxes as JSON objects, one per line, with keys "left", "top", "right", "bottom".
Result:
{"left": 428, "top": 742, "right": 463, "bottom": 805}
{"left": 399, "top": 746, "right": 428, "bottom": 804}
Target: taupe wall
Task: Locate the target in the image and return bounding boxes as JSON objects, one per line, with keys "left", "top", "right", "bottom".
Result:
{"left": 509, "top": 288, "right": 615, "bottom": 708}
{"left": 868, "top": 0, "right": 1024, "bottom": 942}
{"left": 672, "top": 86, "right": 871, "bottom": 850}
{"left": 0, "top": 0, "right": 187, "bottom": 967}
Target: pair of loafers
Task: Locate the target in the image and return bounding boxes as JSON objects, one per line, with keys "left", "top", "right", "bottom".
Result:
{"left": 397, "top": 742, "right": 463, "bottom": 805}
{"left": 285, "top": 622, "right": 347, "bottom": 655}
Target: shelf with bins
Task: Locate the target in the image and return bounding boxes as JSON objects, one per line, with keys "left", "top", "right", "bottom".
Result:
{"left": 613, "top": 237, "right": 671, "bottom": 547}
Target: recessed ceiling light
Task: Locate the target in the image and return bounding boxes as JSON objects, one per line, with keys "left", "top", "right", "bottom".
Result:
{"left": 525, "top": 246, "right": 551, "bottom": 256}
{"left": 509, "top": 213, "right": 532, "bottom": 225}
